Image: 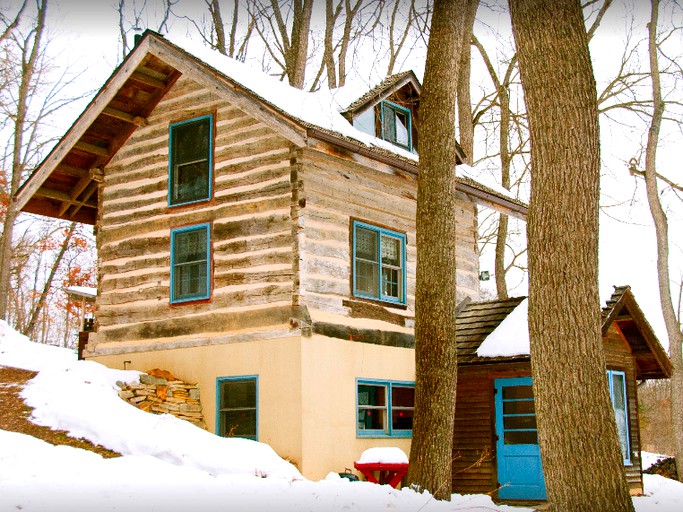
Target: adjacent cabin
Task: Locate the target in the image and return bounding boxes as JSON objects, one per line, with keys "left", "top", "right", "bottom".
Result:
{"left": 452, "top": 286, "right": 672, "bottom": 501}
{"left": 15, "top": 30, "right": 524, "bottom": 480}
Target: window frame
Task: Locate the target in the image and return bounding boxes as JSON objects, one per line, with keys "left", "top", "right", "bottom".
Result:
{"left": 215, "top": 375, "right": 259, "bottom": 441}
{"left": 606, "top": 369, "right": 631, "bottom": 465}
{"left": 356, "top": 378, "right": 414, "bottom": 438}
{"left": 352, "top": 220, "right": 407, "bottom": 306}
{"left": 170, "top": 222, "right": 212, "bottom": 304}
{"left": 168, "top": 114, "right": 214, "bottom": 207}
{"left": 379, "top": 100, "right": 412, "bottom": 151}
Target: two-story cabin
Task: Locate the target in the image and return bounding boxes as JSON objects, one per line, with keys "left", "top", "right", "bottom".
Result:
{"left": 15, "top": 31, "right": 524, "bottom": 480}
{"left": 16, "top": 31, "right": 669, "bottom": 498}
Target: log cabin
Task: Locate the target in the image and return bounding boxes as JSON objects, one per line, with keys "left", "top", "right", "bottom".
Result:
{"left": 14, "top": 30, "right": 524, "bottom": 480}
{"left": 14, "top": 30, "right": 668, "bottom": 493}
{"left": 452, "top": 286, "right": 672, "bottom": 501}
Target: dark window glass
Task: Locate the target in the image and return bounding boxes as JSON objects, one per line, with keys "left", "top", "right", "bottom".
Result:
{"left": 353, "top": 222, "right": 405, "bottom": 304}
{"left": 218, "top": 378, "right": 257, "bottom": 440}
{"left": 380, "top": 101, "right": 412, "bottom": 150}
{"left": 170, "top": 116, "right": 212, "bottom": 206}
{"left": 171, "top": 224, "right": 209, "bottom": 303}
{"left": 504, "top": 430, "right": 538, "bottom": 445}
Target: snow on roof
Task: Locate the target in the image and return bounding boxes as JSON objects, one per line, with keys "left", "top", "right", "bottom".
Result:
{"left": 66, "top": 286, "right": 97, "bottom": 299}
{"left": 171, "top": 35, "right": 418, "bottom": 162}
{"left": 475, "top": 298, "right": 530, "bottom": 358}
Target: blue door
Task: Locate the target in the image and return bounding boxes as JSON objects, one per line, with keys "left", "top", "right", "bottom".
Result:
{"left": 494, "top": 377, "right": 546, "bottom": 500}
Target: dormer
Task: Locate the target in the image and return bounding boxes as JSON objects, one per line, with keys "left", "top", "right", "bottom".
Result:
{"left": 341, "top": 71, "right": 421, "bottom": 153}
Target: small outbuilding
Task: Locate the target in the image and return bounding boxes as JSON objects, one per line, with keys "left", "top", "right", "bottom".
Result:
{"left": 451, "top": 285, "right": 673, "bottom": 501}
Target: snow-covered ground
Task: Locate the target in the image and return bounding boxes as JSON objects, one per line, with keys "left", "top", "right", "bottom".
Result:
{"left": 1, "top": 321, "right": 682, "bottom": 511}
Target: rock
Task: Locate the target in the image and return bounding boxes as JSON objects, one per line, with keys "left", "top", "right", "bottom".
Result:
{"left": 139, "top": 374, "right": 168, "bottom": 386}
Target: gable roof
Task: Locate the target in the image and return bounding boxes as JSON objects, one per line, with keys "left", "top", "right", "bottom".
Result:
{"left": 15, "top": 30, "right": 527, "bottom": 225}
{"left": 456, "top": 287, "right": 672, "bottom": 379}
{"left": 341, "top": 70, "right": 421, "bottom": 117}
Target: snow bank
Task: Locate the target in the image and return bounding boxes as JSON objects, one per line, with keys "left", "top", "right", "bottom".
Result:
{"left": 0, "top": 322, "right": 300, "bottom": 480}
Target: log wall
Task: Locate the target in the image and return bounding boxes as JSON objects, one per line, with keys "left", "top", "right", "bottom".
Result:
{"left": 297, "top": 146, "right": 480, "bottom": 326}
{"left": 90, "top": 75, "right": 296, "bottom": 348}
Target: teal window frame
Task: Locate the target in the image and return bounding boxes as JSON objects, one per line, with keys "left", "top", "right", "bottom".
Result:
{"left": 170, "top": 223, "right": 211, "bottom": 304}
{"left": 607, "top": 369, "right": 631, "bottom": 465}
{"left": 352, "top": 220, "right": 407, "bottom": 305}
{"left": 356, "top": 378, "right": 414, "bottom": 438}
{"left": 216, "top": 375, "right": 258, "bottom": 441}
{"left": 380, "top": 100, "right": 412, "bottom": 151}
{"left": 168, "top": 114, "right": 214, "bottom": 207}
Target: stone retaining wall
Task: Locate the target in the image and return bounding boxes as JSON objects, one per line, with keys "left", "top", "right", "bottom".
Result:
{"left": 116, "top": 369, "right": 206, "bottom": 429}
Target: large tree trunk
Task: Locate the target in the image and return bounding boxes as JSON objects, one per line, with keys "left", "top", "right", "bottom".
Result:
{"left": 643, "top": 0, "right": 683, "bottom": 482}
{"left": 509, "top": 1, "right": 635, "bottom": 510}
{"left": 407, "top": 0, "right": 466, "bottom": 501}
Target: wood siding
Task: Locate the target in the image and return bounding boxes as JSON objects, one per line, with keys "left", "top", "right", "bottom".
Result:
{"left": 297, "top": 145, "right": 480, "bottom": 326}
{"left": 91, "top": 75, "right": 296, "bottom": 347}
{"left": 452, "top": 344, "right": 644, "bottom": 497}
{"left": 603, "top": 323, "right": 644, "bottom": 493}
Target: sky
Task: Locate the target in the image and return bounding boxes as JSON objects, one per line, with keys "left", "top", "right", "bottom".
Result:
{"left": 5, "top": 0, "right": 682, "bottom": 347}
{"left": 2, "top": 320, "right": 683, "bottom": 511}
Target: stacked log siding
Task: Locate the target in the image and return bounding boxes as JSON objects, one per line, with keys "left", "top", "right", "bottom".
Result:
{"left": 91, "top": 76, "right": 295, "bottom": 347}
{"left": 299, "top": 148, "right": 480, "bottom": 324}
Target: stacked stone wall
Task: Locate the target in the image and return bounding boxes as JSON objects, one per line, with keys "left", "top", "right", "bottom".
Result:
{"left": 117, "top": 368, "right": 205, "bottom": 429}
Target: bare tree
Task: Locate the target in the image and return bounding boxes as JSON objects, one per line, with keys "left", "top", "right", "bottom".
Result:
{"left": 637, "top": 0, "right": 683, "bottom": 481}
{"left": 0, "top": 0, "right": 47, "bottom": 320}
{"left": 0, "top": 0, "right": 28, "bottom": 43}
{"left": 250, "top": 0, "right": 314, "bottom": 88}
{"left": 407, "top": 0, "right": 466, "bottom": 500}
{"left": 509, "top": 0, "right": 635, "bottom": 509}
{"left": 117, "top": 0, "right": 176, "bottom": 60}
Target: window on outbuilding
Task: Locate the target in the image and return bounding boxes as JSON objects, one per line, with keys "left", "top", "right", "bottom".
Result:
{"left": 607, "top": 369, "right": 631, "bottom": 464}
{"left": 352, "top": 221, "right": 406, "bottom": 305}
{"left": 170, "top": 223, "right": 211, "bottom": 303}
{"left": 169, "top": 114, "right": 213, "bottom": 206}
{"left": 380, "top": 100, "right": 412, "bottom": 151}
{"left": 357, "top": 379, "right": 414, "bottom": 438}
{"left": 217, "top": 376, "right": 258, "bottom": 440}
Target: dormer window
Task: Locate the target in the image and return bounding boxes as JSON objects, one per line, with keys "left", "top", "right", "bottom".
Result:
{"left": 380, "top": 101, "right": 412, "bottom": 151}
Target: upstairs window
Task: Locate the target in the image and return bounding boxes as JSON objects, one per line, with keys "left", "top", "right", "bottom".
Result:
{"left": 357, "top": 379, "right": 414, "bottom": 438}
{"left": 607, "top": 369, "right": 631, "bottom": 464}
{"left": 170, "top": 223, "right": 211, "bottom": 303}
{"left": 169, "top": 114, "right": 213, "bottom": 206}
{"left": 353, "top": 221, "right": 406, "bottom": 305}
{"left": 380, "top": 100, "right": 412, "bottom": 151}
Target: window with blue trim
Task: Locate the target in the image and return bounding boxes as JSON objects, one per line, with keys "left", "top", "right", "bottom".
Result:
{"left": 607, "top": 369, "right": 631, "bottom": 464}
{"left": 353, "top": 221, "right": 406, "bottom": 305}
{"left": 217, "top": 376, "right": 257, "bottom": 440}
{"left": 170, "top": 223, "right": 211, "bottom": 303}
{"left": 357, "top": 379, "right": 414, "bottom": 438}
{"left": 380, "top": 100, "right": 412, "bottom": 151}
{"left": 169, "top": 114, "right": 213, "bottom": 206}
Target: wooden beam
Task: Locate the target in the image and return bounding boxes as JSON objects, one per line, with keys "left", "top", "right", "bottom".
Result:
{"left": 55, "top": 163, "right": 88, "bottom": 178}
{"left": 58, "top": 174, "right": 93, "bottom": 217}
{"left": 130, "top": 70, "right": 166, "bottom": 89}
{"left": 35, "top": 186, "right": 97, "bottom": 209}
{"left": 69, "top": 180, "right": 98, "bottom": 218}
{"left": 74, "top": 141, "right": 110, "bottom": 158}
{"left": 102, "top": 107, "right": 148, "bottom": 127}
{"left": 14, "top": 37, "right": 152, "bottom": 212}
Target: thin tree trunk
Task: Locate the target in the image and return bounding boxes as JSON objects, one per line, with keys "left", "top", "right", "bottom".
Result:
{"left": 643, "top": 0, "right": 683, "bottom": 482}
{"left": 23, "top": 222, "right": 76, "bottom": 339}
{"left": 509, "top": 0, "right": 635, "bottom": 510}
{"left": 407, "top": 0, "right": 466, "bottom": 501}
{"left": 455, "top": 0, "right": 479, "bottom": 165}
{"left": 208, "top": 0, "right": 227, "bottom": 55}
{"left": 288, "top": 0, "right": 313, "bottom": 88}
{"left": 0, "top": 0, "right": 47, "bottom": 321}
